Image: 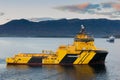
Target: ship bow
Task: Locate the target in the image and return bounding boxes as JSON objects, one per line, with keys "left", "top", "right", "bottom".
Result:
{"left": 89, "top": 50, "right": 108, "bottom": 64}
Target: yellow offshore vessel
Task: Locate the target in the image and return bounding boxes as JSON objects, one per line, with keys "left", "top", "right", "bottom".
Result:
{"left": 6, "top": 25, "right": 108, "bottom": 65}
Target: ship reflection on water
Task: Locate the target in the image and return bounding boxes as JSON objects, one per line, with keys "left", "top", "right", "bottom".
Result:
{"left": 6, "top": 64, "right": 107, "bottom": 80}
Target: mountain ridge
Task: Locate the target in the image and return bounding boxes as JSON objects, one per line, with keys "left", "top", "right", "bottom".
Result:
{"left": 0, "top": 18, "right": 120, "bottom": 38}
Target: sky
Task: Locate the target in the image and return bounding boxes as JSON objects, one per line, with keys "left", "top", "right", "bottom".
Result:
{"left": 0, "top": 0, "right": 120, "bottom": 24}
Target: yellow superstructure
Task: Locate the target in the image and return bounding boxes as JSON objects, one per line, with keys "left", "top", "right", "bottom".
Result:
{"left": 6, "top": 25, "right": 108, "bottom": 65}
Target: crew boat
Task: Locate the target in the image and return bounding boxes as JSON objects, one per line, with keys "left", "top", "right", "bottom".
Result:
{"left": 6, "top": 25, "right": 108, "bottom": 65}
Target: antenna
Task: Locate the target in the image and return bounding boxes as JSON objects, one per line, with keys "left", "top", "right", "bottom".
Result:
{"left": 80, "top": 25, "right": 85, "bottom": 33}
{"left": 81, "top": 25, "right": 85, "bottom": 29}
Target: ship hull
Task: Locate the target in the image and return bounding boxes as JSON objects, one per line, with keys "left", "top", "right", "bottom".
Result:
{"left": 89, "top": 51, "right": 108, "bottom": 64}
{"left": 6, "top": 50, "right": 108, "bottom": 65}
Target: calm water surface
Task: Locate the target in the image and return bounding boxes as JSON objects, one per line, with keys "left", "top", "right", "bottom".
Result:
{"left": 0, "top": 37, "right": 120, "bottom": 80}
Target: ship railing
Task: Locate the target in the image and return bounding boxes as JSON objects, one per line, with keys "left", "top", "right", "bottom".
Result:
{"left": 42, "top": 50, "right": 55, "bottom": 54}
{"left": 74, "top": 37, "right": 94, "bottom": 42}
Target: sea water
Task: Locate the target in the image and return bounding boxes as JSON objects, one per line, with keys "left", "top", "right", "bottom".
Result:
{"left": 0, "top": 37, "right": 120, "bottom": 80}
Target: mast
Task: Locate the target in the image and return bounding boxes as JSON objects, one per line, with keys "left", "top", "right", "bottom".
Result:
{"left": 80, "top": 25, "right": 85, "bottom": 34}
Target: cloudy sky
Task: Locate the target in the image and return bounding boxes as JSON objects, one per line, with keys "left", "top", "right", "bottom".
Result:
{"left": 0, "top": 0, "right": 120, "bottom": 24}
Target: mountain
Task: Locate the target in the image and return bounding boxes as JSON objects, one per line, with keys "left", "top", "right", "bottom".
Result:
{"left": 27, "top": 17, "right": 55, "bottom": 22}
{"left": 0, "top": 18, "right": 120, "bottom": 37}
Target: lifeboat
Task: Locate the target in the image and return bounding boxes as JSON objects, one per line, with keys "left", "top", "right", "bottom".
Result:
{"left": 6, "top": 25, "right": 108, "bottom": 65}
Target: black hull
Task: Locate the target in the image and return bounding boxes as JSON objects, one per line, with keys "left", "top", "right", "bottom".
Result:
{"left": 89, "top": 50, "right": 108, "bottom": 64}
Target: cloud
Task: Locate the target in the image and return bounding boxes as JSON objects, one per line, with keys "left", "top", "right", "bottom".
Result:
{"left": 112, "top": 3, "right": 120, "bottom": 11}
{"left": 76, "top": 3, "right": 89, "bottom": 10}
{"left": 56, "top": 2, "right": 120, "bottom": 18}
{"left": 0, "top": 12, "right": 4, "bottom": 16}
